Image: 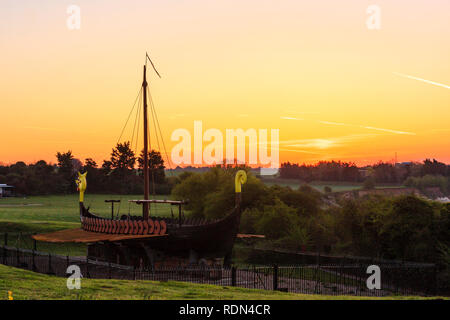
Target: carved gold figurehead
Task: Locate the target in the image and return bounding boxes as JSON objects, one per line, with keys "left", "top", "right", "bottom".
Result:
{"left": 235, "top": 170, "right": 247, "bottom": 193}
{"left": 75, "top": 171, "right": 87, "bottom": 203}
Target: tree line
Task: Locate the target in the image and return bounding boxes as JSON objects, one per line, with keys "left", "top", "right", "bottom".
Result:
{"left": 2, "top": 151, "right": 450, "bottom": 196}
{"left": 280, "top": 159, "right": 450, "bottom": 184}
{"left": 0, "top": 142, "right": 172, "bottom": 196}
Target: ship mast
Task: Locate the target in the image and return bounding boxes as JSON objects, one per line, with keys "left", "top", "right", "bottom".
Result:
{"left": 142, "top": 65, "right": 150, "bottom": 219}
{"left": 142, "top": 53, "right": 161, "bottom": 220}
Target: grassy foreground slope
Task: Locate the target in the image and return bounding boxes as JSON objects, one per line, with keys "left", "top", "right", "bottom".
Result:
{"left": 0, "top": 265, "right": 445, "bottom": 300}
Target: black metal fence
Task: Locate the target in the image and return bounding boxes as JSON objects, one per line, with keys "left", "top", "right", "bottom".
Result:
{"left": 241, "top": 246, "right": 428, "bottom": 266}
{"left": 0, "top": 243, "right": 437, "bottom": 297}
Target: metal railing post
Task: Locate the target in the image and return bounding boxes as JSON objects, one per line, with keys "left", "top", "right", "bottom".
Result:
{"left": 231, "top": 266, "right": 236, "bottom": 287}
{"left": 433, "top": 265, "right": 438, "bottom": 296}
{"left": 86, "top": 257, "right": 89, "bottom": 278}
{"left": 358, "top": 261, "right": 363, "bottom": 296}
{"left": 273, "top": 264, "right": 278, "bottom": 291}
{"left": 32, "top": 248, "right": 36, "bottom": 271}
{"left": 2, "top": 233, "right": 7, "bottom": 265}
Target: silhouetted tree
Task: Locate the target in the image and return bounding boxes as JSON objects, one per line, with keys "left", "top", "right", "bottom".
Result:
{"left": 110, "top": 142, "right": 136, "bottom": 177}
{"left": 373, "top": 162, "right": 398, "bottom": 183}
{"left": 56, "top": 151, "right": 75, "bottom": 193}
{"left": 84, "top": 158, "right": 97, "bottom": 169}
{"left": 83, "top": 158, "right": 103, "bottom": 193}
{"left": 422, "top": 159, "right": 447, "bottom": 176}
{"left": 138, "top": 150, "right": 165, "bottom": 185}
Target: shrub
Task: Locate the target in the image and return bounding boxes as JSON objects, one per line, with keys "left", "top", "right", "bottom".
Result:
{"left": 254, "top": 200, "right": 299, "bottom": 240}
{"left": 404, "top": 174, "right": 448, "bottom": 195}
{"left": 363, "top": 177, "right": 375, "bottom": 190}
{"left": 171, "top": 167, "right": 273, "bottom": 219}
{"left": 240, "top": 208, "right": 263, "bottom": 234}
{"left": 380, "top": 195, "right": 434, "bottom": 261}
{"left": 276, "top": 226, "right": 311, "bottom": 251}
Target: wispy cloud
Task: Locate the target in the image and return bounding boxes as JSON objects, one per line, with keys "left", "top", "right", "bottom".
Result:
{"left": 317, "top": 119, "right": 416, "bottom": 136}
{"left": 360, "top": 125, "right": 415, "bottom": 135}
{"left": 318, "top": 120, "right": 346, "bottom": 126}
{"left": 280, "top": 116, "right": 303, "bottom": 121}
{"left": 282, "top": 115, "right": 415, "bottom": 136}
{"left": 286, "top": 139, "right": 335, "bottom": 149}
{"left": 393, "top": 72, "right": 450, "bottom": 90}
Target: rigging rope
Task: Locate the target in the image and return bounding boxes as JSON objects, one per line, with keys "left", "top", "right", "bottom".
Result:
{"left": 135, "top": 102, "right": 141, "bottom": 157}
{"left": 147, "top": 86, "right": 161, "bottom": 205}
{"left": 148, "top": 87, "right": 163, "bottom": 157}
{"left": 115, "top": 86, "right": 144, "bottom": 218}
{"left": 116, "top": 87, "right": 142, "bottom": 146}
{"left": 146, "top": 110, "right": 157, "bottom": 214}
{"left": 132, "top": 92, "right": 142, "bottom": 157}
{"left": 130, "top": 92, "right": 141, "bottom": 153}
{"left": 147, "top": 86, "right": 174, "bottom": 175}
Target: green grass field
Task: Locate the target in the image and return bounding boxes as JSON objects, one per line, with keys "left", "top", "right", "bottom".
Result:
{"left": 1, "top": 264, "right": 444, "bottom": 300}
{"left": 0, "top": 194, "right": 174, "bottom": 222}
{"left": 258, "top": 178, "right": 405, "bottom": 193}
{"left": 0, "top": 194, "right": 175, "bottom": 256}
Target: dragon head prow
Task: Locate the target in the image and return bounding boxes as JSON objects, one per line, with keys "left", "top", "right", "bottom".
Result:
{"left": 75, "top": 171, "right": 87, "bottom": 202}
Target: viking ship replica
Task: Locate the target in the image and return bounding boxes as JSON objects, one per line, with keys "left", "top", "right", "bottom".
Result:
{"left": 33, "top": 54, "right": 248, "bottom": 268}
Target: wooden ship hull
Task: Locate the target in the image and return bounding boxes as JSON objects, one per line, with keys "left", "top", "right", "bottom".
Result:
{"left": 80, "top": 199, "right": 243, "bottom": 267}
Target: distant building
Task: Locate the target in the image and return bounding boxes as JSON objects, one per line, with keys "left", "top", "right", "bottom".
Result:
{"left": 395, "top": 161, "right": 413, "bottom": 167}
{"left": 358, "top": 167, "right": 373, "bottom": 179}
{"left": 0, "top": 184, "right": 14, "bottom": 197}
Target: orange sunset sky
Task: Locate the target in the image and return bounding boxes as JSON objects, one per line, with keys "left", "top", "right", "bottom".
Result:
{"left": 1, "top": 0, "right": 449, "bottom": 167}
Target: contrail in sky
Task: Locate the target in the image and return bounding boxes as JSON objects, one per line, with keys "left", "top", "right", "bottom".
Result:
{"left": 361, "top": 126, "right": 415, "bottom": 135}
{"left": 393, "top": 72, "right": 450, "bottom": 90}
{"left": 283, "top": 117, "right": 416, "bottom": 135}
{"left": 280, "top": 116, "right": 303, "bottom": 121}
